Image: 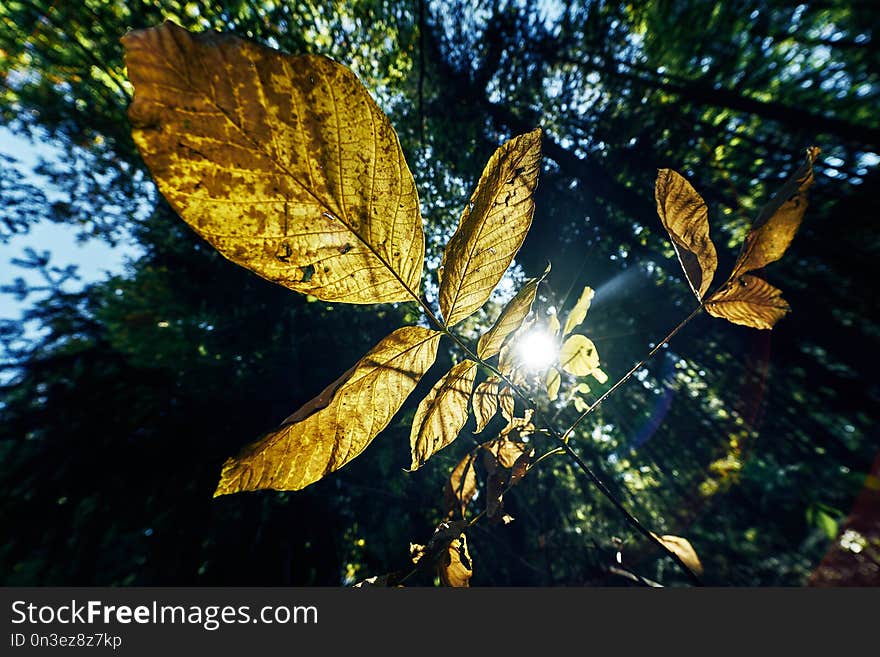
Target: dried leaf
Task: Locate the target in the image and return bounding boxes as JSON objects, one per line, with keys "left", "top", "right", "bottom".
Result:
{"left": 563, "top": 285, "right": 595, "bottom": 336}
{"left": 472, "top": 377, "right": 500, "bottom": 433}
{"left": 655, "top": 534, "right": 704, "bottom": 576}
{"left": 705, "top": 275, "right": 789, "bottom": 329}
{"left": 486, "top": 471, "right": 506, "bottom": 518}
{"left": 545, "top": 367, "right": 561, "bottom": 401}
{"left": 484, "top": 437, "right": 529, "bottom": 469}
{"left": 559, "top": 334, "right": 600, "bottom": 376}
{"left": 498, "top": 385, "right": 515, "bottom": 422}
{"left": 444, "top": 452, "right": 477, "bottom": 518}
{"left": 499, "top": 409, "right": 535, "bottom": 440}
{"left": 438, "top": 129, "right": 542, "bottom": 326}
{"left": 477, "top": 274, "right": 543, "bottom": 359}
{"left": 509, "top": 448, "right": 534, "bottom": 487}
{"left": 214, "top": 326, "right": 440, "bottom": 495}
{"left": 655, "top": 169, "right": 717, "bottom": 300}
{"left": 123, "top": 23, "right": 423, "bottom": 304}
{"left": 439, "top": 534, "right": 472, "bottom": 587}
{"left": 410, "top": 360, "right": 478, "bottom": 470}
{"left": 731, "top": 147, "right": 819, "bottom": 279}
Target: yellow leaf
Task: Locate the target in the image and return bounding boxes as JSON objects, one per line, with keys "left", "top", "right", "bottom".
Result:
{"left": 477, "top": 272, "right": 545, "bottom": 359}
{"left": 655, "top": 169, "right": 717, "bottom": 300}
{"left": 654, "top": 534, "right": 704, "bottom": 576}
{"left": 444, "top": 452, "right": 477, "bottom": 518}
{"left": 559, "top": 334, "right": 600, "bottom": 376}
{"left": 498, "top": 385, "right": 515, "bottom": 422}
{"left": 438, "top": 129, "right": 542, "bottom": 326}
{"left": 439, "top": 534, "right": 472, "bottom": 587}
{"left": 472, "top": 377, "right": 500, "bottom": 433}
{"left": 410, "top": 360, "right": 478, "bottom": 470}
{"left": 562, "top": 285, "right": 595, "bottom": 336}
{"left": 705, "top": 275, "right": 789, "bottom": 329}
{"left": 592, "top": 367, "right": 608, "bottom": 385}
{"left": 545, "top": 367, "right": 561, "bottom": 401}
{"left": 731, "top": 147, "right": 819, "bottom": 279}
{"left": 547, "top": 312, "right": 561, "bottom": 336}
{"left": 214, "top": 326, "right": 440, "bottom": 495}
{"left": 123, "top": 22, "right": 424, "bottom": 304}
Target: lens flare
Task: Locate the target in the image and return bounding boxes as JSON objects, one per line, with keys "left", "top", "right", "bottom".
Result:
{"left": 517, "top": 330, "right": 558, "bottom": 370}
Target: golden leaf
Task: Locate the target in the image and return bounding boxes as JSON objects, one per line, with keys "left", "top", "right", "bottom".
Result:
{"left": 483, "top": 437, "right": 529, "bottom": 470}
{"left": 545, "top": 367, "right": 561, "bottom": 401}
{"left": 444, "top": 452, "right": 477, "bottom": 518}
{"left": 654, "top": 534, "right": 704, "bottom": 576}
{"left": 123, "top": 22, "right": 423, "bottom": 304}
{"left": 655, "top": 169, "right": 717, "bottom": 300}
{"left": 439, "top": 534, "right": 472, "bottom": 587}
{"left": 563, "top": 285, "right": 595, "bottom": 336}
{"left": 409, "top": 360, "right": 478, "bottom": 470}
{"left": 498, "top": 385, "right": 515, "bottom": 422}
{"left": 438, "top": 129, "right": 542, "bottom": 326}
{"left": 731, "top": 147, "right": 819, "bottom": 279}
{"left": 214, "top": 326, "right": 440, "bottom": 495}
{"left": 705, "top": 275, "right": 789, "bottom": 329}
{"left": 559, "top": 334, "right": 600, "bottom": 376}
{"left": 477, "top": 272, "right": 544, "bottom": 359}
{"left": 472, "top": 377, "right": 500, "bottom": 433}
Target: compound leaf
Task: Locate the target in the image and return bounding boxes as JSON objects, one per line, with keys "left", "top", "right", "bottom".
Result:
{"left": 123, "top": 22, "right": 424, "bottom": 304}
{"left": 410, "top": 359, "right": 478, "bottom": 470}
{"left": 655, "top": 169, "right": 717, "bottom": 300}
{"left": 214, "top": 326, "right": 440, "bottom": 495}
{"left": 439, "top": 129, "right": 542, "bottom": 326}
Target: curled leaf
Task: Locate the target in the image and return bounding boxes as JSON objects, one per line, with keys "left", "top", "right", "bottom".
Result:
{"left": 410, "top": 359, "right": 478, "bottom": 470}
{"left": 444, "top": 451, "right": 477, "bottom": 518}
{"left": 655, "top": 169, "right": 717, "bottom": 300}
{"left": 123, "top": 22, "right": 424, "bottom": 304}
{"left": 214, "top": 326, "right": 440, "bottom": 495}
{"left": 562, "top": 285, "right": 595, "bottom": 336}
{"left": 654, "top": 534, "right": 704, "bottom": 576}
{"left": 509, "top": 448, "right": 534, "bottom": 487}
{"left": 472, "top": 377, "right": 500, "bottom": 433}
{"left": 559, "top": 334, "right": 600, "bottom": 376}
{"left": 439, "top": 534, "right": 472, "bottom": 587}
{"left": 439, "top": 129, "right": 542, "bottom": 326}
{"left": 477, "top": 272, "right": 544, "bottom": 359}
{"left": 731, "top": 147, "right": 819, "bottom": 279}
{"left": 705, "top": 275, "right": 789, "bottom": 329}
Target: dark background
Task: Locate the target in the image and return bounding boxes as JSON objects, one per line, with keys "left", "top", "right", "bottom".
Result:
{"left": 1, "top": 0, "right": 877, "bottom": 586}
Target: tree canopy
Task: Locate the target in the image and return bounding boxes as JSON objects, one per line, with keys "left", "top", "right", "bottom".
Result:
{"left": 1, "top": 0, "right": 877, "bottom": 586}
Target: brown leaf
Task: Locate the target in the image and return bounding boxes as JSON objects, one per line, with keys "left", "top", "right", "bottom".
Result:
{"left": 477, "top": 272, "right": 544, "bottom": 359}
{"left": 654, "top": 534, "right": 704, "bottom": 576}
{"left": 731, "top": 147, "right": 819, "bottom": 279}
{"left": 214, "top": 326, "right": 440, "bottom": 495}
{"left": 509, "top": 448, "right": 534, "bottom": 487}
{"left": 655, "top": 169, "right": 717, "bottom": 300}
{"left": 444, "top": 451, "right": 477, "bottom": 518}
{"left": 705, "top": 275, "right": 789, "bottom": 329}
{"left": 439, "top": 129, "right": 542, "bottom": 326}
{"left": 410, "top": 360, "right": 478, "bottom": 470}
{"left": 472, "top": 377, "right": 500, "bottom": 433}
{"left": 439, "top": 534, "right": 472, "bottom": 587}
{"left": 123, "top": 23, "right": 424, "bottom": 304}
{"left": 483, "top": 437, "right": 529, "bottom": 470}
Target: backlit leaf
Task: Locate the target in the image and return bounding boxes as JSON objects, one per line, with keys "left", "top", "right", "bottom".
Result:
{"left": 563, "top": 285, "right": 595, "bottom": 336}
{"left": 438, "top": 129, "right": 542, "bottom": 326}
{"left": 545, "top": 367, "right": 561, "bottom": 401}
{"left": 123, "top": 22, "right": 424, "bottom": 304}
{"left": 498, "top": 385, "right": 515, "bottom": 421}
{"left": 547, "top": 312, "right": 561, "bottom": 336}
{"left": 509, "top": 448, "right": 534, "bottom": 487}
{"left": 439, "top": 534, "right": 472, "bottom": 587}
{"left": 559, "top": 334, "right": 600, "bottom": 376}
{"left": 477, "top": 271, "right": 545, "bottom": 358}
{"left": 444, "top": 452, "right": 477, "bottom": 518}
{"left": 472, "top": 377, "right": 500, "bottom": 433}
{"left": 655, "top": 169, "right": 717, "bottom": 300}
{"left": 705, "top": 275, "right": 789, "bottom": 329}
{"left": 410, "top": 359, "right": 478, "bottom": 470}
{"left": 214, "top": 326, "right": 440, "bottom": 495}
{"left": 731, "top": 147, "right": 819, "bottom": 279}
{"left": 654, "top": 534, "right": 704, "bottom": 576}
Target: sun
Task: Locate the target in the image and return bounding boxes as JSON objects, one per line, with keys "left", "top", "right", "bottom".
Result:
{"left": 517, "top": 329, "right": 558, "bottom": 370}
